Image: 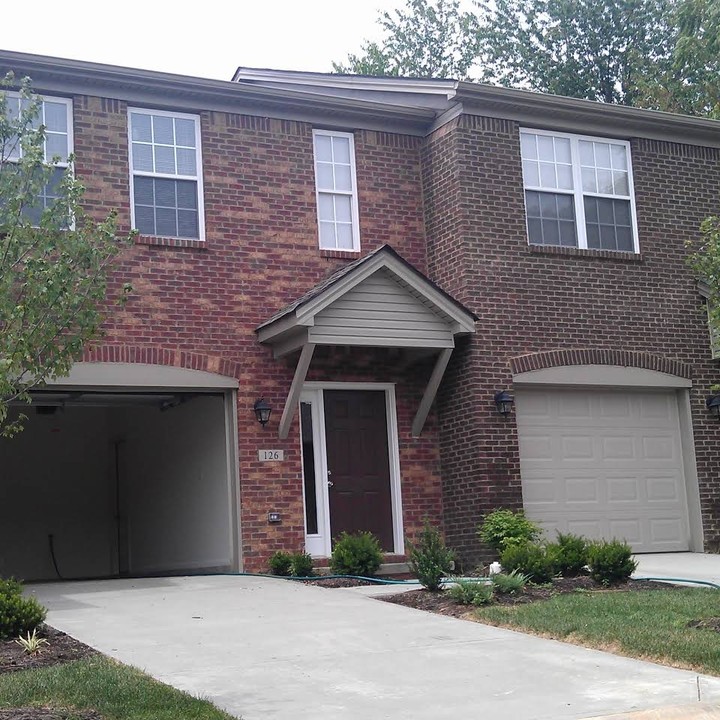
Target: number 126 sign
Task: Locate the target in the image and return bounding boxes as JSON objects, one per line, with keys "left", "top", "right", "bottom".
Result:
{"left": 258, "top": 449, "right": 284, "bottom": 462}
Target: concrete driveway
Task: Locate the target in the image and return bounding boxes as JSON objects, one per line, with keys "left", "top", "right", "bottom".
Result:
{"left": 29, "top": 574, "right": 720, "bottom": 720}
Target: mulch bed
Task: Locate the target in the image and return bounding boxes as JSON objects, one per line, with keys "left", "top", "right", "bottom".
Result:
{"left": 380, "top": 576, "right": 681, "bottom": 617}
{"left": 302, "top": 577, "right": 377, "bottom": 588}
{"left": 0, "top": 625, "right": 97, "bottom": 675}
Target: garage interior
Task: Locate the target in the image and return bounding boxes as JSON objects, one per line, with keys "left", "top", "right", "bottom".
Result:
{"left": 0, "top": 390, "right": 236, "bottom": 582}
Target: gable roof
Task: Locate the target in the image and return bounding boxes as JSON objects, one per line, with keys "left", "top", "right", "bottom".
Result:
{"left": 256, "top": 244, "right": 477, "bottom": 342}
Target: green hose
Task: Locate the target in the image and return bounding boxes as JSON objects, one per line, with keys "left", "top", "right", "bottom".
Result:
{"left": 633, "top": 576, "right": 720, "bottom": 590}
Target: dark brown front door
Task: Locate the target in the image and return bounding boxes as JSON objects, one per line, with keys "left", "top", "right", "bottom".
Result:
{"left": 324, "top": 390, "right": 394, "bottom": 550}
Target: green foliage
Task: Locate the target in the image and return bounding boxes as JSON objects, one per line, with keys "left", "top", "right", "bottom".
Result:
{"left": 447, "top": 579, "right": 495, "bottom": 605}
{"left": 491, "top": 570, "right": 530, "bottom": 595}
{"left": 479, "top": 509, "right": 542, "bottom": 553}
{"left": 500, "top": 542, "right": 557, "bottom": 583}
{"left": 550, "top": 532, "right": 589, "bottom": 576}
{"left": 687, "top": 214, "right": 720, "bottom": 341}
{"left": 290, "top": 551, "right": 315, "bottom": 578}
{"left": 14, "top": 628, "right": 49, "bottom": 654}
{"left": 0, "top": 74, "right": 133, "bottom": 437}
{"left": 406, "top": 520, "right": 455, "bottom": 591}
{"left": 0, "top": 578, "right": 46, "bottom": 639}
{"left": 587, "top": 539, "right": 638, "bottom": 585}
{"left": 330, "top": 531, "right": 383, "bottom": 577}
{"left": 333, "top": 0, "right": 480, "bottom": 79}
{"left": 268, "top": 551, "right": 293, "bottom": 577}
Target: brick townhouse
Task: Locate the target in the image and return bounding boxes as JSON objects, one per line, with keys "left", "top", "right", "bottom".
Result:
{"left": 1, "top": 50, "right": 719, "bottom": 580}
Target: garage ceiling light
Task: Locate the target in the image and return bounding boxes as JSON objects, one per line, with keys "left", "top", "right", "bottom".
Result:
{"left": 254, "top": 398, "right": 272, "bottom": 427}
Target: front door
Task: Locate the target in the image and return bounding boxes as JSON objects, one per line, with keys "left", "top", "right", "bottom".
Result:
{"left": 324, "top": 390, "right": 394, "bottom": 550}
{"left": 300, "top": 386, "right": 399, "bottom": 556}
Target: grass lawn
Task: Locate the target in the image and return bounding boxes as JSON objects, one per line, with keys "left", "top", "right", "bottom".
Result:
{"left": 476, "top": 587, "right": 720, "bottom": 675}
{"left": 0, "top": 655, "right": 237, "bottom": 720}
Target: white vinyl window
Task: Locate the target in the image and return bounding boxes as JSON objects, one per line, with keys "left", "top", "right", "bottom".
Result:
{"left": 3, "top": 94, "right": 73, "bottom": 225}
{"left": 128, "top": 108, "right": 204, "bottom": 240}
{"left": 313, "top": 129, "right": 360, "bottom": 251}
{"left": 520, "top": 129, "right": 639, "bottom": 253}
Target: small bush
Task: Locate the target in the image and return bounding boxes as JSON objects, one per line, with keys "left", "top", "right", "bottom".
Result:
{"left": 330, "top": 531, "right": 383, "bottom": 577}
{"left": 491, "top": 570, "right": 529, "bottom": 595}
{"left": 587, "top": 539, "right": 638, "bottom": 585}
{"left": 447, "top": 580, "right": 494, "bottom": 606}
{"left": 500, "top": 542, "right": 557, "bottom": 583}
{"left": 407, "top": 521, "right": 455, "bottom": 591}
{"left": 551, "top": 532, "right": 589, "bottom": 576}
{"left": 290, "top": 551, "right": 315, "bottom": 578}
{"left": 0, "top": 579, "right": 46, "bottom": 640}
{"left": 268, "top": 551, "right": 293, "bottom": 577}
{"left": 479, "top": 509, "right": 542, "bottom": 553}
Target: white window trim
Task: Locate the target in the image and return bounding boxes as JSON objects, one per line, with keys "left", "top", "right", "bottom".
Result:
{"left": 520, "top": 127, "right": 640, "bottom": 253}
{"left": 312, "top": 129, "right": 361, "bottom": 252}
{"left": 128, "top": 107, "right": 205, "bottom": 241}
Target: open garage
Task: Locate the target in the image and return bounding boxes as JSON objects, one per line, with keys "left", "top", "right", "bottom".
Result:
{"left": 0, "top": 364, "right": 240, "bottom": 581}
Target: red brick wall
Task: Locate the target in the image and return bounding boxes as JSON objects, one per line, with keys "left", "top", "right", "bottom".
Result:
{"left": 70, "top": 94, "right": 439, "bottom": 571}
{"left": 424, "top": 114, "right": 720, "bottom": 568}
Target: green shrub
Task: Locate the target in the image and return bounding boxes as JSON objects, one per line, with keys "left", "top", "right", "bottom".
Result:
{"left": 500, "top": 542, "right": 557, "bottom": 583}
{"left": 406, "top": 521, "right": 455, "bottom": 591}
{"left": 268, "top": 551, "right": 293, "bottom": 577}
{"left": 447, "top": 580, "right": 494, "bottom": 606}
{"left": 552, "top": 532, "right": 589, "bottom": 576}
{"left": 0, "top": 579, "right": 46, "bottom": 640}
{"left": 479, "top": 509, "right": 542, "bottom": 553}
{"left": 330, "top": 532, "right": 383, "bottom": 577}
{"left": 290, "top": 551, "right": 315, "bottom": 578}
{"left": 491, "top": 570, "right": 529, "bottom": 595}
{"left": 587, "top": 539, "right": 638, "bottom": 585}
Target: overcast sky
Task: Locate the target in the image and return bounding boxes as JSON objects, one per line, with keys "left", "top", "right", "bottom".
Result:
{"left": 2, "top": 1, "right": 396, "bottom": 80}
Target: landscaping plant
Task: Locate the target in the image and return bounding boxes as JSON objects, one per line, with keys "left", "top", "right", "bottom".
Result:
{"left": 0, "top": 577, "right": 46, "bottom": 640}
{"left": 587, "top": 539, "right": 638, "bottom": 585}
{"left": 499, "top": 541, "right": 557, "bottom": 583}
{"left": 551, "top": 532, "right": 589, "bottom": 576}
{"left": 330, "top": 531, "right": 383, "bottom": 577}
{"left": 491, "top": 570, "right": 530, "bottom": 595}
{"left": 268, "top": 551, "right": 293, "bottom": 577}
{"left": 14, "top": 628, "right": 49, "bottom": 654}
{"left": 290, "top": 551, "right": 315, "bottom": 578}
{"left": 447, "top": 580, "right": 494, "bottom": 606}
{"left": 478, "top": 509, "right": 542, "bottom": 553}
{"left": 406, "top": 520, "right": 455, "bottom": 591}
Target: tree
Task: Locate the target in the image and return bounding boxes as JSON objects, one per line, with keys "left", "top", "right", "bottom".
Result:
{"left": 476, "top": 0, "right": 675, "bottom": 105}
{"left": 333, "top": 0, "right": 481, "bottom": 79}
{"left": 687, "top": 214, "right": 720, "bottom": 338}
{"left": 0, "top": 75, "right": 132, "bottom": 437}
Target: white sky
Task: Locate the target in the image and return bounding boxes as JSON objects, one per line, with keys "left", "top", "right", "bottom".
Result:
{"left": 2, "top": 1, "right": 396, "bottom": 80}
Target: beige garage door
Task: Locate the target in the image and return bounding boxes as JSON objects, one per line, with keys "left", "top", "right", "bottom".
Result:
{"left": 516, "top": 388, "right": 690, "bottom": 553}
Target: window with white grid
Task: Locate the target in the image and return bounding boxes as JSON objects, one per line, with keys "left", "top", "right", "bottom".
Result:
{"left": 3, "top": 94, "right": 72, "bottom": 225}
{"left": 520, "top": 129, "right": 638, "bottom": 253}
{"left": 128, "top": 108, "right": 204, "bottom": 240}
{"left": 313, "top": 130, "right": 360, "bottom": 252}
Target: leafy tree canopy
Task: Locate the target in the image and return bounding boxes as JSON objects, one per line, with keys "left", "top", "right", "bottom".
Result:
{"left": 0, "top": 75, "right": 132, "bottom": 437}
{"left": 335, "top": 0, "right": 720, "bottom": 116}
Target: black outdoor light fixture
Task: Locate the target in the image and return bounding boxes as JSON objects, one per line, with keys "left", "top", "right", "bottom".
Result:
{"left": 494, "top": 390, "right": 514, "bottom": 415}
{"left": 253, "top": 398, "right": 272, "bottom": 427}
{"left": 706, "top": 393, "right": 720, "bottom": 420}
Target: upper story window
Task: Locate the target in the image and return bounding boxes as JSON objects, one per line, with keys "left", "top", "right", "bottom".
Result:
{"left": 128, "top": 108, "right": 204, "bottom": 241}
{"left": 520, "top": 129, "right": 638, "bottom": 253}
{"left": 4, "top": 94, "right": 73, "bottom": 224}
{"left": 313, "top": 129, "right": 360, "bottom": 252}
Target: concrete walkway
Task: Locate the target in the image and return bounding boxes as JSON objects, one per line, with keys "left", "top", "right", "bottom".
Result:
{"left": 634, "top": 553, "right": 720, "bottom": 587}
{"left": 29, "top": 575, "right": 720, "bottom": 720}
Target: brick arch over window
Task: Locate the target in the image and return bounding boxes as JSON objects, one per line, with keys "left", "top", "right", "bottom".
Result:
{"left": 82, "top": 345, "right": 242, "bottom": 379}
{"left": 509, "top": 349, "right": 691, "bottom": 379}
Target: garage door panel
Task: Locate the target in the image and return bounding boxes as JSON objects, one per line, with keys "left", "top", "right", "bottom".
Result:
{"left": 517, "top": 388, "right": 690, "bottom": 553}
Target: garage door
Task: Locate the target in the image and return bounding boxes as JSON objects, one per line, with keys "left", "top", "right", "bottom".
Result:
{"left": 516, "top": 388, "right": 690, "bottom": 552}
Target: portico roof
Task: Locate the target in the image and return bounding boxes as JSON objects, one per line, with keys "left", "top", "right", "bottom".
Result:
{"left": 256, "top": 245, "right": 476, "bottom": 439}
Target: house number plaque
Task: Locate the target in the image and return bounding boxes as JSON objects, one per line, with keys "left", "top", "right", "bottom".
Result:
{"left": 258, "top": 449, "right": 284, "bottom": 462}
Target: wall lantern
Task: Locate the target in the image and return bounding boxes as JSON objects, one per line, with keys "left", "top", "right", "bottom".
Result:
{"left": 706, "top": 394, "right": 720, "bottom": 420}
{"left": 253, "top": 398, "right": 272, "bottom": 427}
{"left": 494, "top": 390, "right": 514, "bottom": 415}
